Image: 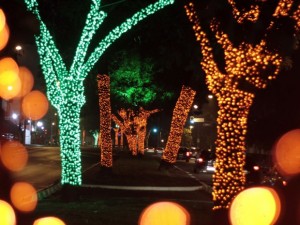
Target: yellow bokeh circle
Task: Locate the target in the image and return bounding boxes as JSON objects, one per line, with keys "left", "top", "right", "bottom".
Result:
{"left": 0, "top": 200, "right": 16, "bottom": 225}
{"left": 33, "top": 217, "right": 66, "bottom": 225}
{"left": 22, "top": 90, "right": 49, "bottom": 120}
{"left": 229, "top": 187, "right": 281, "bottom": 225}
{"left": 139, "top": 201, "right": 190, "bottom": 225}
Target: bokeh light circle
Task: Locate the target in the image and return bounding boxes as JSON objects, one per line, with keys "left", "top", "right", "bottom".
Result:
{"left": 10, "top": 182, "right": 37, "bottom": 212}
{"left": 273, "top": 129, "right": 300, "bottom": 177}
{"left": 139, "top": 201, "right": 190, "bottom": 225}
{"left": 33, "top": 217, "right": 66, "bottom": 225}
{"left": 0, "top": 200, "right": 16, "bottom": 225}
{"left": 0, "top": 9, "right": 6, "bottom": 31}
{"left": 229, "top": 187, "right": 281, "bottom": 225}
{"left": 22, "top": 90, "right": 49, "bottom": 120}
{"left": 0, "top": 57, "right": 21, "bottom": 99}
{"left": 0, "top": 141, "right": 28, "bottom": 172}
{"left": 0, "top": 24, "right": 9, "bottom": 51}
{"left": 16, "top": 67, "right": 34, "bottom": 98}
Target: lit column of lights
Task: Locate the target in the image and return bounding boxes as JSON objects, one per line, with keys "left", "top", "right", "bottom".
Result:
{"left": 22, "top": 0, "right": 174, "bottom": 186}
{"left": 97, "top": 74, "right": 113, "bottom": 168}
{"left": 162, "top": 86, "right": 196, "bottom": 163}
{"left": 185, "top": 2, "right": 289, "bottom": 209}
{"left": 292, "top": 5, "right": 300, "bottom": 31}
{"left": 136, "top": 107, "right": 159, "bottom": 154}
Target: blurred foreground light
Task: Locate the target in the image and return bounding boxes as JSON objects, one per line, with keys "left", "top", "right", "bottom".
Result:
{"left": 0, "top": 141, "right": 28, "bottom": 172}
{"left": 22, "top": 90, "right": 49, "bottom": 120}
{"left": 10, "top": 182, "right": 37, "bottom": 212}
{"left": 16, "top": 67, "right": 34, "bottom": 98}
{"left": 0, "top": 24, "right": 9, "bottom": 51}
{"left": 273, "top": 129, "right": 300, "bottom": 177}
{"left": 0, "top": 57, "right": 21, "bottom": 100}
{"left": 139, "top": 201, "right": 190, "bottom": 225}
{"left": 33, "top": 217, "right": 66, "bottom": 225}
{"left": 229, "top": 187, "right": 281, "bottom": 225}
{"left": 0, "top": 200, "right": 16, "bottom": 225}
{"left": 0, "top": 9, "right": 6, "bottom": 31}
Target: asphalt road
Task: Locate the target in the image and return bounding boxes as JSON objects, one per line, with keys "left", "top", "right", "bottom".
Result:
{"left": 11, "top": 146, "right": 213, "bottom": 192}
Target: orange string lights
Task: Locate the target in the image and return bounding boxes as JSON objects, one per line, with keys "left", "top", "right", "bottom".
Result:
{"left": 97, "top": 74, "right": 113, "bottom": 168}
{"left": 162, "top": 86, "right": 196, "bottom": 164}
{"left": 185, "top": 1, "right": 300, "bottom": 210}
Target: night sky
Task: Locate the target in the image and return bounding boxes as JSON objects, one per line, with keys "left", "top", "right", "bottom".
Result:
{"left": 1, "top": 0, "right": 300, "bottom": 151}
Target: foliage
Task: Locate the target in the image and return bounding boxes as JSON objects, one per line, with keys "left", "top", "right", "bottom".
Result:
{"left": 109, "top": 50, "right": 173, "bottom": 108}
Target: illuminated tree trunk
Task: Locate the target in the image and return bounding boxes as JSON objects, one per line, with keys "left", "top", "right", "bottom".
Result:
{"left": 23, "top": 0, "right": 174, "bottom": 186}
{"left": 185, "top": 2, "right": 300, "bottom": 210}
{"left": 97, "top": 74, "right": 113, "bottom": 168}
{"left": 59, "top": 103, "right": 82, "bottom": 186}
{"left": 161, "top": 86, "right": 196, "bottom": 164}
{"left": 213, "top": 88, "right": 254, "bottom": 209}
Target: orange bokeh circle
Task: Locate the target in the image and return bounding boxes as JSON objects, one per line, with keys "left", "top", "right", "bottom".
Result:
{"left": 10, "top": 182, "right": 37, "bottom": 212}
{"left": 273, "top": 129, "right": 300, "bottom": 177}
{"left": 0, "top": 24, "right": 9, "bottom": 51}
{"left": 22, "top": 90, "right": 49, "bottom": 120}
{"left": 16, "top": 67, "right": 34, "bottom": 98}
{"left": 0, "top": 200, "right": 16, "bottom": 225}
{"left": 0, "top": 141, "right": 28, "bottom": 172}
{"left": 0, "top": 57, "right": 21, "bottom": 100}
{"left": 33, "top": 217, "right": 66, "bottom": 225}
{"left": 139, "top": 201, "right": 190, "bottom": 225}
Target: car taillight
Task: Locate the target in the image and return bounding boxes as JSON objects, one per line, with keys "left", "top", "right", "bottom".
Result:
{"left": 196, "top": 158, "right": 204, "bottom": 163}
{"left": 253, "top": 165, "right": 260, "bottom": 171}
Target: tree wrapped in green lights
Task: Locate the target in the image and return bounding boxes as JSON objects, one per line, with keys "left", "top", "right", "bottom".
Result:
{"left": 22, "top": 0, "right": 174, "bottom": 186}
{"left": 185, "top": 0, "right": 300, "bottom": 210}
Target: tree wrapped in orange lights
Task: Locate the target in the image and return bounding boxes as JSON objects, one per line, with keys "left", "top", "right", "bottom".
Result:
{"left": 161, "top": 85, "right": 196, "bottom": 164}
{"left": 97, "top": 74, "right": 113, "bottom": 168}
{"left": 136, "top": 107, "right": 160, "bottom": 155}
{"left": 112, "top": 107, "right": 159, "bottom": 155}
{"left": 112, "top": 108, "right": 138, "bottom": 155}
{"left": 185, "top": 1, "right": 300, "bottom": 210}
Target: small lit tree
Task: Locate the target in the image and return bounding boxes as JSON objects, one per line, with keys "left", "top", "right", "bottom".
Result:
{"left": 22, "top": 0, "right": 174, "bottom": 186}
{"left": 97, "top": 74, "right": 113, "bottom": 168}
{"left": 185, "top": 0, "right": 300, "bottom": 210}
{"left": 161, "top": 85, "right": 196, "bottom": 164}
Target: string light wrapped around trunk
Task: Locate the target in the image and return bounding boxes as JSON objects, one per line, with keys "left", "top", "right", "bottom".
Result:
{"left": 97, "top": 74, "right": 113, "bottom": 168}
{"left": 184, "top": 1, "right": 300, "bottom": 209}
{"left": 162, "top": 86, "right": 196, "bottom": 164}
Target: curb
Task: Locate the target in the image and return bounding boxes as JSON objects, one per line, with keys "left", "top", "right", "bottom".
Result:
{"left": 37, "top": 181, "right": 62, "bottom": 200}
{"left": 81, "top": 184, "right": 203, "bottom": 191}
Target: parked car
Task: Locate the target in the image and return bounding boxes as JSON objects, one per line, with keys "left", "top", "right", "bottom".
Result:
{"left": 155, "top": 147, "right": 164, "bottom": 154}
{"left": 193, "top": 149, "right": 215, "bottom": 173}
{"left": 177, "top": 147, "right": 193, "bottom": 162}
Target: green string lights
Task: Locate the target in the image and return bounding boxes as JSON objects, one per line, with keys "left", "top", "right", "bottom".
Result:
{"left": 22, "top": 0, "right": 174, "bottom": 186}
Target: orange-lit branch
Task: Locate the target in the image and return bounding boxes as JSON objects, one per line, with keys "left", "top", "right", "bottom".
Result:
{"left": 162, "top": 86, "right": 196, "bottom": 163}
{"left": 97, "top": 74, "right": 113, "bottom": 168}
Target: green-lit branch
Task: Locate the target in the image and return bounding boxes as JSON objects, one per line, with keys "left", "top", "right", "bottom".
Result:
{"left": 80, "top": 0, "right": 175, "bottom": 79}
{"left": 70, "top": 1, "right": 107, "bottom": 76}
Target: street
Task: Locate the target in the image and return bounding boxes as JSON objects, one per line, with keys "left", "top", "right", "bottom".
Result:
{"left": 11, "top": 146, "right": 213, "bottom": 194}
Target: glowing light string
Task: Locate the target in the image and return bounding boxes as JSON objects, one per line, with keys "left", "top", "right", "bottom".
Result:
{"left": 184, "top": 1, "right": 300, "bottom": 210}
{"left": 97, "top": 74, "right": 113, "bottom": 168}
{"left": 22, "top": 0, "right": 174, "bottom": 186}
{"left": 162, "top": 86, "right": 196, "bottom": 164}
